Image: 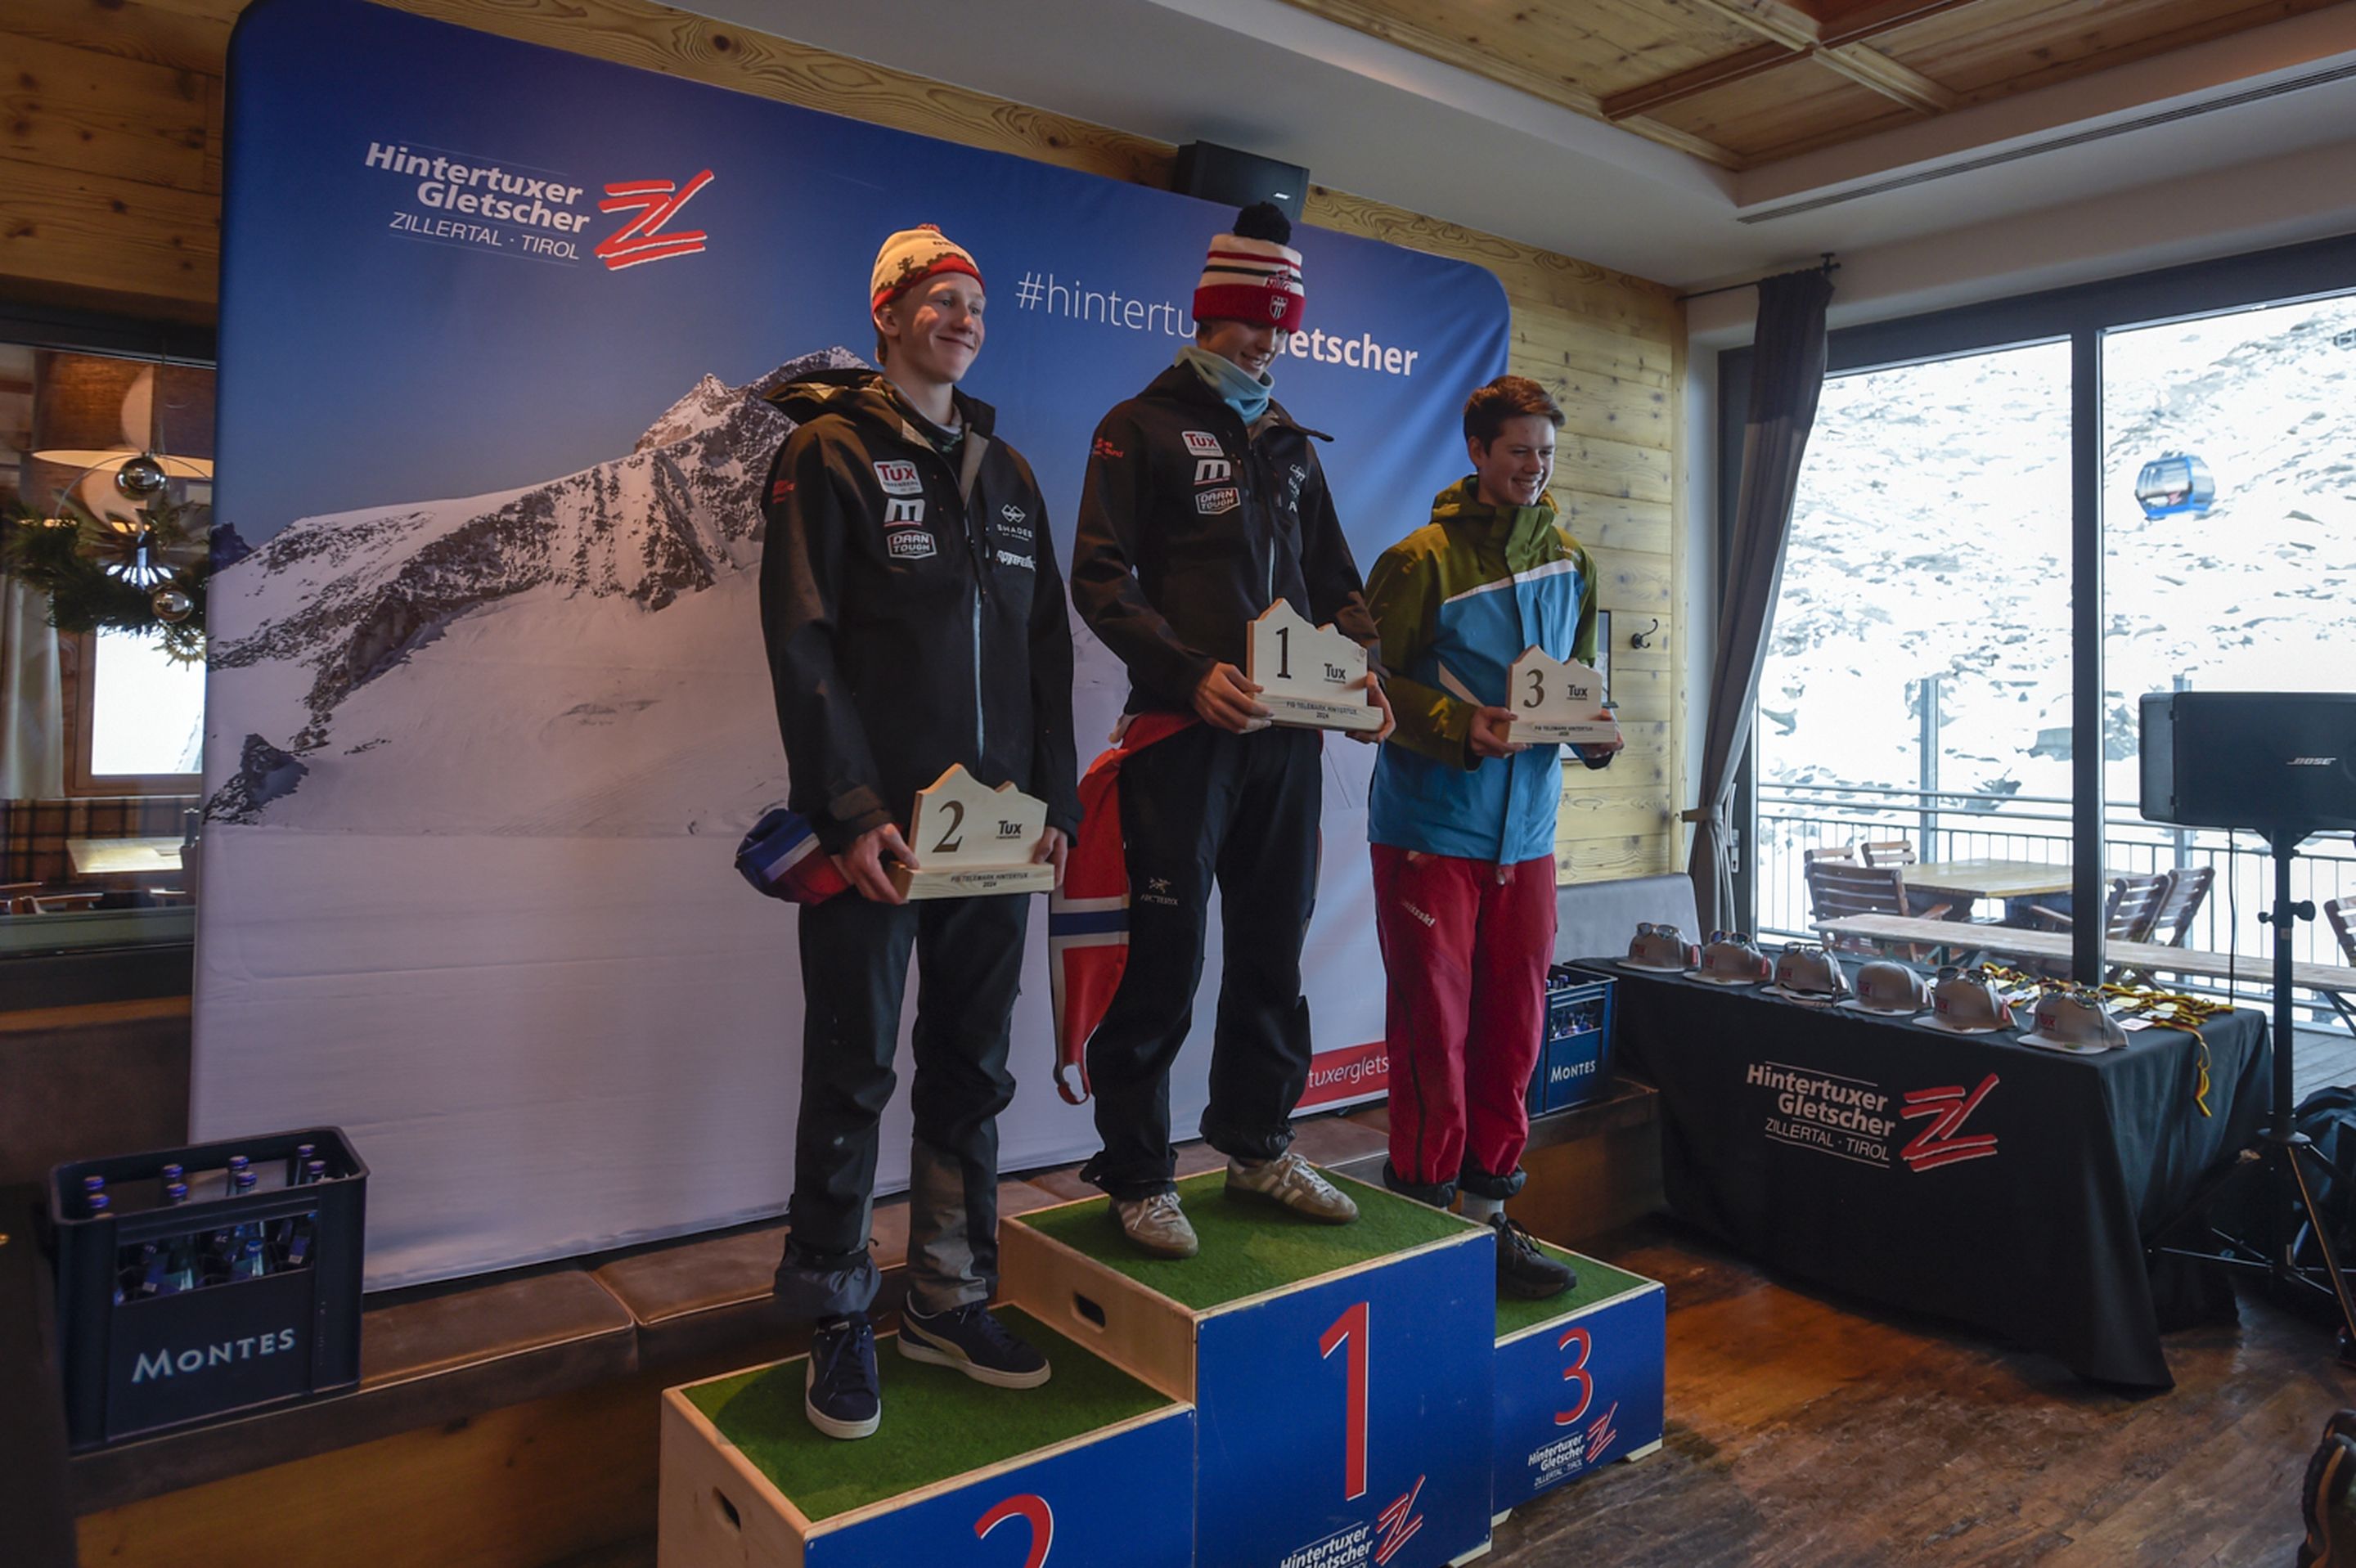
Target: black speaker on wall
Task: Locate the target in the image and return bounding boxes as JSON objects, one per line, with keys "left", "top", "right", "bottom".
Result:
{"left": 2139, "top": 690, "right": 2356, "bottom": 836}
{"left": 1172, "top": 142, "right": 1309, "bottom": 226}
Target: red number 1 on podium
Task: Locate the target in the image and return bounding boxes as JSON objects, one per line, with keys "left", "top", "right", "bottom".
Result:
{"left": 1319, "top": 1301, "right": 1370, "bottom": 1501}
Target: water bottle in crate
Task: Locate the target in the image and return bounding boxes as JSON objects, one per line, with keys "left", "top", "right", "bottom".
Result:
{"left": 1526, "top": 969, "right": 1616, "bottom": 1115}
{"left": 47, "top": 1128, "right": 366, "bottom": 1448}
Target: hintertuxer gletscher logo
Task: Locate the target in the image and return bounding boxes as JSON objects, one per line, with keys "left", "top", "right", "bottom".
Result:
{"left": 594, "top": 170, "right": 714, "bottom": 271}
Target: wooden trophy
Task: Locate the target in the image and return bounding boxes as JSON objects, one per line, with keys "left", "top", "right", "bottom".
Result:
{"left": 1504, "top": 645, "right": 1621, "bottom": 746}
{"left": 889, "top": 765, "right": 1057, "bottom": 900}
{"left": 1243, "top": 602, "right": 1383, "bottom": 733}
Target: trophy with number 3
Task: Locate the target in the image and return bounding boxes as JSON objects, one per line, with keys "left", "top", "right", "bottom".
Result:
{"left": 1504, "top": 645, "right": 1621, "bottom": 746}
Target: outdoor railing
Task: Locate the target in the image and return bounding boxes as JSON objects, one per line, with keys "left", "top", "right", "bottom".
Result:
{"left": 1756, "top": 780, "right": 2355, "bottom": 1026}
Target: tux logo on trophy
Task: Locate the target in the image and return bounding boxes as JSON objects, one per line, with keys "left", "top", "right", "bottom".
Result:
{"left": 1506, "top": 646, "right": 1621, "bottom": 746}
{"left": 1244, "top": 602, "right": 1383, "bottom": 733}
{"left": 891, "top": 765, "right": 1057, "bottom": 900}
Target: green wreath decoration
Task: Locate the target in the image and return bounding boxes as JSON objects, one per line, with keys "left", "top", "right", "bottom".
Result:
{"left": 2, "top": 495, "right": 213, "bottom": 663}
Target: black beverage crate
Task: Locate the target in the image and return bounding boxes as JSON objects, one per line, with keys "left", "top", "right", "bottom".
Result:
{"left": 47, "top": 1127, "right": 366, "bottom": 1449}
{"left": 1526, "top": 968, "right": 1616, "bottom": 1115}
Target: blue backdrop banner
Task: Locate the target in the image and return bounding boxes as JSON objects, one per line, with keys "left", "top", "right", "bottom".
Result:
{"left": 200, "top": 0, "right": 1509, "bottom": 1287}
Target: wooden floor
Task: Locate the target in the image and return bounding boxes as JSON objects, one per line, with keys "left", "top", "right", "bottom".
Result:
{"left": 1490, "top": 1215, "right": 2355, "bottom": 1567}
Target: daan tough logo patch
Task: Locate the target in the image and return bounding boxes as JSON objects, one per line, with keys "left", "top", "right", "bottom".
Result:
{"left": 875, "top": 460, "right": 923, "bottom": 496}
{"left": 1195, "top": 486, "right": 1240, "bottom": 516}
{"left": 887, "top": 529, "right": 935, "bottom": 561}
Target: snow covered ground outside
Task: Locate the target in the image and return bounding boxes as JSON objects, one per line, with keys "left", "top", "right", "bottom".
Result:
{"left": 1756, "top": 293, "right": 2356, "bottom": 973}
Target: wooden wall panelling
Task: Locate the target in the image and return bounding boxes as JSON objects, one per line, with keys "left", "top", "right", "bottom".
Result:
{"left": 0, "top": 153, "right": 220, "bottom": 315}
{"left": 2, "top": 31, "right": 211, "bottom": 189}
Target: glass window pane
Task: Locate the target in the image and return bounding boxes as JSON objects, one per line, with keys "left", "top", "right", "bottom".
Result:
{"left": 90, "top": 627, "right": 205, "bottom": 776}
{"left": 2104, "top": 293, "right": 2356, "bottom": 1024}
{"left": 1757, "top": 340, "right": 2075, "bottom": 946}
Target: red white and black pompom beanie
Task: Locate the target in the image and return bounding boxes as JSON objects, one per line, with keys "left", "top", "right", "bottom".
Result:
{"left": 871, "top": 224, "right": 982, "bottom": 311}
{"left": 1195, "top": 202, "right": 1305, "bottom": 333}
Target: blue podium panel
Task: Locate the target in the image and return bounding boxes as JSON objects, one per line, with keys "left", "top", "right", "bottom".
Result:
{"left": 1490, "top": 1251, "right": 1665, "bottom": 1516}
{"left": 1194, "top": 1238, "right": 1494, "bottom": 1568}
{"left": 659, "top": 1314, "right": 1194, "bottom": 1568}
{"left": 804, "top": 1407, "right": 1196, "bottom": 1567}
{"left": 1004, "top": 1172, "right": 1497, "bottom": 1568}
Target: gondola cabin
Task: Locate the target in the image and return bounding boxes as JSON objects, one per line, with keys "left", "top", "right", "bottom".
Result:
{"left": 2133, "top": 453, "right": 2216, "bottom": 519}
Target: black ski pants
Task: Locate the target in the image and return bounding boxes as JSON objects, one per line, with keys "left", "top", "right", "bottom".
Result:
{"left": 1084, "top": 723, "right": 1322, "bottom": 1199}
{"left": 774, "top": 889, "right": 1027, "bottom": 1318}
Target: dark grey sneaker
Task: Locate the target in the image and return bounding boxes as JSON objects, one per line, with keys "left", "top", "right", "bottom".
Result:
{"left": 897, "top": 1301, "right": 1052, "bottom": 1389}
{"left": 803, "top": 1313, "right": 881, "bottom": 1440}
{"left": 1493, "top": 1215, "right": 1576, "bottom": 1301}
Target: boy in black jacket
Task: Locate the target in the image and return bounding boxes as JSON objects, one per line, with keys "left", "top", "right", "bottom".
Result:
{"left": 759, "top": 225, "right": 1078, "bottom": 1439}
{"left": 1069, "top": 203, "right": 1392, "bottom": 1257}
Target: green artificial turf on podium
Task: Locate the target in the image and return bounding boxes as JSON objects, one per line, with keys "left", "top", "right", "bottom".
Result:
{"left": 1014, "top": 1169, "right": 1481, "bottom": 1311}
{"left": 1492, "top": 1243, "right": 1652, "bottom": 1340}
{"left": 684, "top": 1307, "right": 1171, "bottom": 1523}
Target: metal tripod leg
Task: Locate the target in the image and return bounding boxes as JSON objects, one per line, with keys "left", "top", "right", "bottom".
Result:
{"left": 2289, "top": 1141, "right": 2356, "bottom": 1351}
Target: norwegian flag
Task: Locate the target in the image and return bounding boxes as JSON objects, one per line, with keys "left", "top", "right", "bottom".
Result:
{"left": 733, "top": 806, "right": 851, "bottom": 905}
{"left": 1048, "top": 714, "right": 1194, "bottom": 1104}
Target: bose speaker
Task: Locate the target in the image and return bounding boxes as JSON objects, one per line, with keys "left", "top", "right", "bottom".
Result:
{"left": 1171, "top": 142, "right": 1309, "bottom": 226}
{"left": 2139, "top": 691, "right": 2356, "bottom": 835}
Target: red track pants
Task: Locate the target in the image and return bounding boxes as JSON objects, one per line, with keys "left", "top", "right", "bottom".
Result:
{"left": 1370, "top": 844, "right": 1557, "bottom": 1192}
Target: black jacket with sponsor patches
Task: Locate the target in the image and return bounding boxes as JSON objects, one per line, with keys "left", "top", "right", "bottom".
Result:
{"left": 1072, "top": 362, "right": 1378, "bottom": 714}
{"left": 758, "top": 368, "right": 1079, "bottom": 854}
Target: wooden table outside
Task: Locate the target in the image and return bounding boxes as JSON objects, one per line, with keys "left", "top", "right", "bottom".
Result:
{"left": 1903, "top": 858, "right": 2097, "bottom": 905}
{"left": 65, "top": 838, "right": 182, "bottom": 881}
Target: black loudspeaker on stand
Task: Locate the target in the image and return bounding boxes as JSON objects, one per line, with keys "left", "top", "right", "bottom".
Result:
{"left": 2142, "top": 692, "right": 2356, "bottom": 1357}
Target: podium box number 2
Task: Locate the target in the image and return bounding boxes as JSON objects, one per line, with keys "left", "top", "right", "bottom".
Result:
{"left": 658, "top": 1309, "right": 1193, "bottom": 1567}
{"left": 1005, "top": 1170, "right": 1495, "bottom": 1568}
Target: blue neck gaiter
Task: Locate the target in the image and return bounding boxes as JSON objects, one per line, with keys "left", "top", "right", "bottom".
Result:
{"left": 1176, "top": 345, "right": 1274, "bottom": 425}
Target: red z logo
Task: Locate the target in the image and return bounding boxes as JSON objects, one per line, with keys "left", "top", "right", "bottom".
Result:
{"left": 1900, "top": 1072, "right": 2001, "bottom": 1171}
{"left": 1586, "top": 1400, "right": 1621, "bottom": 1463}
{"left": 595, "top": 170, "right": 714, "bottom": 272}
{"left": 1374, "top": 1475, "right": 1425, "bottom": 1566}
{"left": 974, "top": 1493, "right": 1053, "bottom": 1568}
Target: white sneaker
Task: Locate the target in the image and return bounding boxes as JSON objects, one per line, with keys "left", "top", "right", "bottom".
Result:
{"left": 1113, "top": 1192, "right": 1199, "bottom": 1257}
{"left": 1226, "top": 1152, "right": 1359, "bottom": 1224}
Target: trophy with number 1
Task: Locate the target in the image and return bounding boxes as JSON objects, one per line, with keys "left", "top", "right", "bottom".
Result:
{"left": 1243, "top": 602, "right": 1383, "bottom": 733}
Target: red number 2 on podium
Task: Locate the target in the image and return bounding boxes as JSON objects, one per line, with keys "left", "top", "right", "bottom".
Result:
{"left": 1319, "top": 1301, "right": 1370, "bottom": 1501}
{"left": 974, "top": 1493, "right": 1054, "bottom": 1568}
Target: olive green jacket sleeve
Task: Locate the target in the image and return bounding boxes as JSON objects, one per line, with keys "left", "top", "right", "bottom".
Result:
{"left": 1365, "top": 540, "right": 1477, "bottom": 771}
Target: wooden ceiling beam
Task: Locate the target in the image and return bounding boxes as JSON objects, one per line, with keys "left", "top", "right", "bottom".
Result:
{"left": 1684, "top": 0, "right": 1958, "bottom": 115}
{"left": 1817, "top": 43, "right": 1960, "bottom": 113}
{"left": 1272, "top": 0, "right": 1747, "bottom": 168}
{"left": 1600, "top": 41, "right": 1802, "bottom": 121}
{"left": 1815, "top": 0, "right": 1995, "bottom": 51}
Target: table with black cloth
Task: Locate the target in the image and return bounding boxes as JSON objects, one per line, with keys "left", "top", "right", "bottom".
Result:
{"left": 1578, "top": 958, "right": 2271, "bottom": 1387}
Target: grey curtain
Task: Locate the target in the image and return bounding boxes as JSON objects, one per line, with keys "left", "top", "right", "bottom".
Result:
{"left": 1688, "top": 267, "right": 1834, "bottom": 932}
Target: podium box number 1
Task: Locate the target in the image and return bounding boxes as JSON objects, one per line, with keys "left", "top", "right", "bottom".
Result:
{"left": 1005, "top": 1170, "right": 1495, "bottom": 1568}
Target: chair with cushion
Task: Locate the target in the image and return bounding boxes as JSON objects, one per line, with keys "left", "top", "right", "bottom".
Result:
{"left": 1805, "top": 860, "right": 1951, "bottom": 959}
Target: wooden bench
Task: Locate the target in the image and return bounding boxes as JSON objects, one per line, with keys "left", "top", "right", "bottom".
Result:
{"left": 1817, "top": 914, "right": 2356, "bottom": 1013}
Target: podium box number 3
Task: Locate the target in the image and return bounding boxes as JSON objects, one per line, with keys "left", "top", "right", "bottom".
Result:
{"left": 891, "top": 764, "right": 1056, "bottom": 901}
{"left": 1245, "top": 602, "right": 1383, "bottom": 733}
